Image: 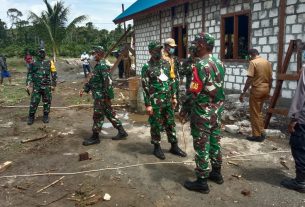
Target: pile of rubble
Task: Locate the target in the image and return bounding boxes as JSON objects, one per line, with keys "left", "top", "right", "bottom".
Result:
{"left": 222, "top": 94, "right": 286, "bottom": 138}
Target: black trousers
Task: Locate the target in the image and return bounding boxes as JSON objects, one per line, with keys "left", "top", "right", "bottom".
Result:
{"left": 290, "top": 123, "right": 305, "bottom": 181}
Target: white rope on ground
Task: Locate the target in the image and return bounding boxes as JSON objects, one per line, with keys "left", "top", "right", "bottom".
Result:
{"left": 0, "top": 150, "right": 291, "bottom": 179}
{"left": 0, "top": 104, "right": 126, "bottom": 109}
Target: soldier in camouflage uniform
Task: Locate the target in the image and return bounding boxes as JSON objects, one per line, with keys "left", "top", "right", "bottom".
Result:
{"left": 26, "top": 48, "right": 57, "bottom": 125}
{"left": 180, "top": 33, "right": 225, "bottom": 193}
{"left": 81, "top": 46, "right": 128, "bottom": 146}
{"left": 162, "top": 38, "right": 181, "bottom": 111}
{"left": 180, "top": 46, "right": 197, "bottom": 90}
{"left": 141, "top": 41, "right": 186, "bottom": 160}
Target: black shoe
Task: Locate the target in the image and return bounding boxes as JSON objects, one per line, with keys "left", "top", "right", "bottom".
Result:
{"left": 281, "top": 179, "right": 305, "bottom": 193}
{"left": 83, "top": 132, "right": 100, "bottom": 146}
{"left": 153, "top": 144, "right": 165, "bottom": 160}
{"left": 43, "top": 113, "right": 49, "bottom": 123}
{"left": 169, "top": 143, "right": 187, "bottom": 157}
{"left": 27, "top": 115, "right": 35, "bottom": 125}
{"left": 112, "top": 126, "right": 128, "bottom": 140}
{"left": 184, "top": 178, "right": 210, "bottom": 194}
{"left": 209, "top": 166, "right": 224, "bottom": 184}
{"left": 246, "top": 135, "right": 265, "bottom": 142}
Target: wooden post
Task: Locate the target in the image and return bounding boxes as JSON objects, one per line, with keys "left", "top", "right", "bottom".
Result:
{"left": 202, "top": 0, "right": 205, "bottom": 31}
{"left": 122, "top": 4, "right": 127, "bottom": 34}
{"left": 277, "top": 0, "right": 286, "bottom": 72}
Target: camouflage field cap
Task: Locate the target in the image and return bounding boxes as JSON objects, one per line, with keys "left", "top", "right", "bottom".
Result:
{"left": 93, "top": 45, "right": 105, "bottom": 53}
{"left": 148, "top": 41, "right": 163, "bottom": 51}
{"left": 192, "top": 32, "right": 215, "bottom": 46}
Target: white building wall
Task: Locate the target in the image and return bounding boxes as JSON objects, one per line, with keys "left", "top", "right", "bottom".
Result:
{"left": 133, "top": 0, "right": 305, "bottom": 98}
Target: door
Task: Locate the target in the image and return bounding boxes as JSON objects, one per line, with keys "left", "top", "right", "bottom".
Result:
{"left": 172, "top": 25, "right": 187, "bottom": 59}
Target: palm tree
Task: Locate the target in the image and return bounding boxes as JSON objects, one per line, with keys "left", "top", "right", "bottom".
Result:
{"left": 30, "top": 0, "right": 87, "bottom": 62}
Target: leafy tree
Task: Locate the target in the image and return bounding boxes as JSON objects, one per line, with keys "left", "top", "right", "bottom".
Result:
{"left": 30, "top": 0, "right": 87, "bottom": 61}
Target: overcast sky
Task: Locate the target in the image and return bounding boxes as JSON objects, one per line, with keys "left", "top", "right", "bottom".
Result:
{"left": 0, "top": 0, "right": 134, "bottom": 30}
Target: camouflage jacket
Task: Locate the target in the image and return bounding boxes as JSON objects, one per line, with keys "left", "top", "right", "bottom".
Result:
{"left": 84, "top": 59, "right": 114, "bottom": 100}
{"left": 26, "top": 59, "right": 57, "bottom": 88}
{"left": 180, "top": 57, "right": 195, "bottom": 79}
{"left": 181, "top": 54, "right": 225, "bottom": 116}
{"left": 141, "top": 59, "right": 176, "bottom": 107}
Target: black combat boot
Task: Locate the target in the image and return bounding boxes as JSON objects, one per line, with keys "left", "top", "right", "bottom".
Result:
{"left": 281, "top": 179, "right": 305, "bottom": 193}
{"left": 112, "top": 126, "right": 128, "bottom": 140}
{"left": 184, "top": 178, "right": 210, "bottom": 194}
{"left": 43, "top": 113, "right": 49, "bottom": 123}
{"left": 27, "top": 114, "right": 35, "bottom": 125}
{"left": 246, "top": 135, "right": 265, "bottom": 142}
{"left": 169, "top": 143, "right": 187, "bottom": 157}
{"left": 209, "top": 166, "right": 224, "bottom": 184}
{"left": 281, "top": 172, "right": 305, "bottom": 193}
{"left": 153, "top": 144, "right": 165, "bottom": 160}
{"left": 83, "top": 132, "right": 100, "bottom": 146}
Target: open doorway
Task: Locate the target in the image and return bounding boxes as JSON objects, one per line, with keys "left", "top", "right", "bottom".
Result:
{"left": 172, "top": 25, "right": 187, "bottom": 59}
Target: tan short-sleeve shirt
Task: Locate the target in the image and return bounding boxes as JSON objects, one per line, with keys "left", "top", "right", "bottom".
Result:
{"left": 247, "top": 56, "right": 272, "bottom": 88}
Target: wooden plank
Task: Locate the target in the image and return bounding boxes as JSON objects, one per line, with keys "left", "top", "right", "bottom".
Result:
{"left": 233, "top": 14, "right": 239, "bottom": 59}
{"left": 267, "top": 108, "right": 289, "bottom": 116}
{"left": 0, "top": 161, "right": 12, "bottom": 173}
{"left": 277, "top": 0, "right": 286, "bottom": 73}
{"left": 277, "top": 73, "right": 300, "bottom": 81}
{"left": 104, "top": 27, "right": 132, "bottom": 58}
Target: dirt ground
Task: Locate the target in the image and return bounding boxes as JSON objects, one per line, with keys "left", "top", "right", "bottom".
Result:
{"left": 0, "top": 61, "right": 304, "bottom": 207}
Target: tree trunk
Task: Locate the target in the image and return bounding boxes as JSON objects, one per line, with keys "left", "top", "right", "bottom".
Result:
{"left": 52, "top": 46, "right": 56, "bottom": 63}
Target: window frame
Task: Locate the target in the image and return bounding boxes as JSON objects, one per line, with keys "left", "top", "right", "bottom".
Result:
{"left": 220, "top": 10, "right": 251, "bottom": 62}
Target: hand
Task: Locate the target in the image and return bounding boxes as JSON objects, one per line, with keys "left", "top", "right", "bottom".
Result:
{"left": 172, "top": 98, "right": 178, "bottom": 108}
{"left": 239, "top": 93, "right": 244, "bottom": 103}
{"left": 288, "top": 121, "right": 297, "bottom": 133}
{"left": 51, "top": 86, "right": 55, "bottom": 91}
{"left": 146, "top": 106, "right": 153, "bottom": 116}
{"left": 79, "top": 89, "right": 84, "bottom": 97}
{"left": 26, "top": 85, "right": 31, "bottom": 91}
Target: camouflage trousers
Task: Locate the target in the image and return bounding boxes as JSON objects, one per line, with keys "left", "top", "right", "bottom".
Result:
{"left": 149, "top": 100, "right": 177, "bottom": 145}
{"left": 92, "top": 99, "right": 122, "bottom": 133}
{"left": 29, "top": 86, "right": 52, "bottom": 115}
{"left": 190, "top": 109, "right": 223, "bottom": 179}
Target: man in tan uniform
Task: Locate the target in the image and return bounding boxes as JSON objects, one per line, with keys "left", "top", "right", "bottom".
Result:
{"left": 240, "top": 49, "right": 272, "bottom": 142}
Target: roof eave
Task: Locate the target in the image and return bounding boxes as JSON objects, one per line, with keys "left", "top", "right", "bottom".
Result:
{"left": 113, "top": 0, "right": 190, "bottom": 24}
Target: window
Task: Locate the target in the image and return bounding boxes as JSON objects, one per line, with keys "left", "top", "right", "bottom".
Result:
{"left": 221, "top": 11, "right": 250, "bottom": 60}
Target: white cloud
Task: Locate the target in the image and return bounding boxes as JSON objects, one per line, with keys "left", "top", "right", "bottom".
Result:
{"left": 0, "top": 0, "right": 134, "bottom": 30}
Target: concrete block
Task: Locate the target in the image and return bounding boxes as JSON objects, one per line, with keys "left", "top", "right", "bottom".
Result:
{"left": 228, "top": 75, "right": 235, "bottom": 82}
{"left": 253, "top": 3, "right": 262, "bottom": 11}
{"left": 292, "top": 24, "right": 303, "bottom": 33}
{"left": 225, "top": 82, "right": 233, "bottom": 89}
{"left": 236, "top": 76, "right": 243, "bottom": 83}
{"left": 233, "top": 84, "right": 241, "bottom": 90}
{"left": 282, "top": 89, "right": 292, "bottom": 98}
{"left": 286, "top": 15, "right": 297, "bottom": 24}
{"left": 287, "top": 0, "right": 297, "bottom": 5}
{"left": 252, "top": 21, "right": 260, "bottom": 29}
{"left": 286, "top": 5, "right": 295, "bottom": 14}
{"left": 270, "top": 8, "right": 278, "bottom": 17}
{"left": 225, "top": 125, "right": 240, "bottom": 134}
{"left": 265, "top": 129, "right": 285, "bottom": 138}
{"left": 262, "top": 45, "right": 271, "bottom": 53}
{"left": 263, "top": 0, "right": 273, "bottom": 9}
{"left": 233, "top": 68, "right": 240, "bottom": 75}
{"left": 259, "top": 37, "right": 267, "bottom": 45}
{"left": 261, "top": 19, "right": 270, "bottom": 27}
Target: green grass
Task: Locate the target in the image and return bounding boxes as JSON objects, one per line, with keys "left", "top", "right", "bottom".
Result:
{"left": 6, "top": 57, "right": 27, "bottom": 73}
{"left": 64, "top": 94, "right": 93, "bottom": 106}
{"left": 0, "top": 76, "right": 29, "bottom": 105}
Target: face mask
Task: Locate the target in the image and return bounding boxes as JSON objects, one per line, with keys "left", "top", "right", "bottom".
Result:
{"left": 38, "top": 52, "right": 45, "bottom": 59}
{"left": 151, "top": 51, "right": 161, "bottom": 60}
{"left": 169, "top": 48, "right": 175, "bottom": 55}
